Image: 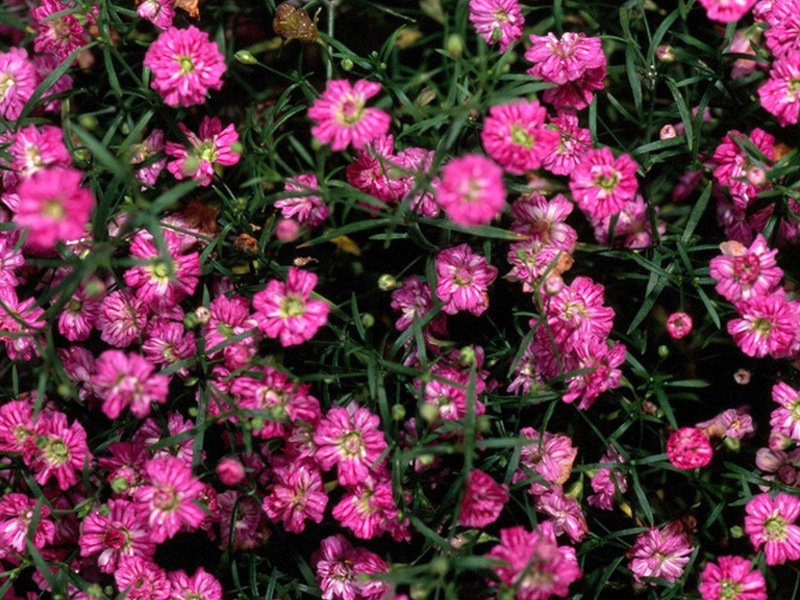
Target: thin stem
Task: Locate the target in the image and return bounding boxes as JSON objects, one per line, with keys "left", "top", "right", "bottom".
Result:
{"left": 326, "top": 0, "right": 338, "bottom": 79}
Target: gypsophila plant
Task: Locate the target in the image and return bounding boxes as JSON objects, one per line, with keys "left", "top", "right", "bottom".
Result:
{"left": 1, "top": 0, "right": 800, "bottom": 599}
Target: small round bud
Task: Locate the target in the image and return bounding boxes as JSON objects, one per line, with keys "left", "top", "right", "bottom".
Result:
{"left": 459, "top": 346, "right": 476, "bottom": 366}
{"left": 730, "top": 525, "right": 744, "bottom": 539}
{"left": 183, "top": 312, "right": 199, "bottom": 330}
{"left": 656, "top": 44, "right": 676, "bottom": 62}
{"left": 57, "top": 383, "right": 72, "bottom": 397}
{"left": 194, "top": 306, "right": 211, "bottom": 325}
{"left": 391, "top": 403, "right": 406, "bottom": 421}
{"left": 217, "top": 457, "right": 246, "bottom": 486}
{"left": 360, "top": 313, "right": 375, "bottom": 329}
{"left": 110, "top": 477, "right": 129, "bottom": 494}
{"left": 666, "top": 311, "right": 692, "bottom": 339}
{"left": 733, "top": 368, "right": 750, "bottom": 385}
{"left": 235, "top": 50, "right": 258, "bottom": 64}
{"left": 445, "top": 34, "right": 463, "bottom": 57}
{"left": 276, "top": 218, "right": 300, "bottom": 242}
{"left": 420, "top": 402, "right": 439, "bottom": 424}
{"left": 747, "top": 166, "right": 766, "bottom": 186}
{"left": 543, "top": 274, "right": 564, "bottom": 296}
{"left": 341, "top": 58, "right": 354, "bottom": 71}
{"left": 660, "top": 124, "right": 677, "bottom": 140}
{"left": 657, "top": 344, "right": 669, "bottom": 358}
{"left": 378, "top": 274, "right": 398, "bottom": 291}
{"left": 78, "top": 114, "right": 98, "bottom": 130}
{"left": 430, "top": 556, "right": 449, "bottom": 576}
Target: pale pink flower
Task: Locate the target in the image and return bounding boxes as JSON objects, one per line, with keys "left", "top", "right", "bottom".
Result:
{"left": 217, "top": 490, "right": 270, "bottom": 550}
{"left": 510, "top": 192, "right": 577, "bottom": 250}
{"left": 468, "top": 0, "right": 524, "bottom": 52}
{"left": 0, "top": 48, "right": 38, "bottom": 120}
{"left": 28, "top": 411, "right": 91, "bottom": 491}
{"left": 277, "top": 173, "right": 330, "bottom": 227}
{"left": 535, "top": 487, "right": 588, "bottom": 543}
{"left": 728, "top": 29, "right": 762, "bottom": 78}
{"left": 332, "top": 472, "right": 400, "bottom": 539}
{"left": 587, "top": 447, "right": 628, "bottom": 510}
{"left": 434, "top": 244, "right": 498, "bottom": 316}
{"left": 31, "top": 0, "right": 87, "bottom": 61}
{"left": 756, "top": 446, "right": 800, "bottom": 487}
{"left": 251, "top": 267, "right": 330, "bottom": 347}
{"left": 389, "top": 275, "right": 434, "bottom": 332}
{"left": 514, "top": 427, "right": 577, "bottom": 493}
{"left": 542, "top": 112, "right": 592, "bottom": 175}
{"left": 627, "top": 521, "right": 695, "bottom": 586}
{"left": 487, "top": 523, "right": 581, "bottom": 600}
{"left": 744, "top": 492, "right": 800, "bottom": 565}
{"left": 727, "top": 290, "right": 800, "bottom": 359}
{"left": 143, "top": 26, "right": 226, "bottom": 107}
{"left": 699, "top": 0, "right": 758, "bottom": 22}
{"left": 710, "top": 236, "right": 782, "bottom": 303}
{"left": 91, "top": 350, "right": 170, "bottom": 419}
{"left": 165, "top": 116, "right": 240, "bottom": 186}
{"left": 137, "top": 0, "right": 175, "bottom": 29}
{"left": 0, "top": 287, "right": 45, "bottom": 361}
{"left": 133, "top": 456, "right": 206, "bottom": 543}
{"left": 168, "top": 567, "right": 223, "bottom": 600}
{"left": 98, "top": 289, "right": 149, "bottom": 348}
{"left": 314, "top": 405, "right": 388, "bottom": 486}
{"left": 0, "top": 493, "right": 56, "bottom": 555}
{"left": 263, "top": 457, "right": 328, "bottom": 533}
{"left": 698, "top": 555, "right": 767, "bottom": 600}
{"left": 312, "top": 534, "right": 390, "bottom": 600}
{"left": 666, "top": 311, "right": 693, "bottom": 339}
{"left": 79, "top": 499, "right": 156, "bottom": 573}
{"left": 770, "top": 381, "right": 800, "bottom": 441}
{"left": 14, "top": 167, "right": 94, "bottom": 252}
{"left": 525, "top": 32, "right": 606, "bottom": 85}
{"left": 309, "top": 79, "right": 391, "bottom": 151}
{"left": 9, "top": 125, "right": 70, "bottom": 178}
{"left": 114, "top": 556, "right": 171, "bottom": 600}
{"left": 131, "top": 129, "right": 168, "bottom": 187}
{"left": 758, "top": 51, "right": 800, "bottom": 126}
{"left": 569, "top": 148, "right": 639, "bottom": 219}
{"left": 459, "top": 469, "right": 509, "bottom": 528}
{"left": 667, "top": 427, "right": 714, "bottom": 469}
{"left": 696, "top": 406, "right": 756, "bottom": 440}
{"left": 480, "top": 101, "right": 560, "bottom": 175}
{"left": 216, "top": 457, "right": 245, "bottom": 486}
{"left": 434, "top": 154, "right": 506, "bottom": 227}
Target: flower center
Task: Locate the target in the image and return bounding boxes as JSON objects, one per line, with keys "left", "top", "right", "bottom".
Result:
{"left": 764, "top": 514, "right": 787, "bottom": 540}
{"left": 594, "top": 169, "right": 620, "bottom": 192}
{"left": 719, "top": 579, "right": 742, "bottom": 600}
{"left": 279, "top": 295, "right": 306, "bottom": 318}
{"left": 177, "top": 55, "right": 195, "bottom": 75}
{"left": 338, "top": 431, "right": 364, "bottom": 458}
{"left": 790, "top": 399, "right": 800, "bottom": 422}
{"left": 67, "top": 298, "right": 83, "bottom": 314}
{"left": 510, "top": 124, "right": 535, "bottom": 150}
{"left": 337, "top": 95, "right": 365, "bottom": 126}
{"left": 733, "top": 254, "right": 760, "bottom": 285}
{"left": 45, "top": 438, "right": 71, "bottom": 465}
{"left": 197, "top": 140, "right": 218, "bottom": 163}
{"left": 0, "top": 73, "right": 15, "bottom": 100}
{"left": 103, "top": 525, "right": 130, "bottom": 551}
{"left": 751, "top": 317, "right": 772, "bottom": 338}
{"left": 43, "top": 199, "right": 65, "bottom": 220}
{"left": 153, "top": 484, "right": 179, "bottom": 511}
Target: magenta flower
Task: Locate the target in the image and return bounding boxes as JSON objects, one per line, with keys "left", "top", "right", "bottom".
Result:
{"left": 710, "top": 236, "right": 782, "bottom": 303}
{"left": 542, "top": 112, "right": 592, "bottom": 176}
{"left": 332, "top": 472, "right": 401, "bottom": 539}
{"left": 91, "top": 350, "right": 170, "bottom": 419}
{"left": 525, "top": 32, "right": 606, "bottom": 85}
{"left": 137, "top": 0, "right": 175, "bottom": 29}
{"left": 79, "top": 499, "right": 156, "bottom": 573}
{"left": 308, "top": 79, "right": 391, "bottom": 151}
{"left": 459, "top": 469, "right": 509, "bottom": 528}
{"left": 277, "top": 173, "right": 330, "bottom": 227}
{"left": 764, "top": 0, "right": 800, "bottom": 57}
{"left": 28, "top": 411, "right": 91, "bottom": 491}
{"left": 569, "top": 148, "right": 639, "bottom": 219}
{"left": 434, "top": 244, "right": 498, "bottom": 316}
{"left": 666, "top": 311, "right": 693, "bottom": 339}
{"left": 744, "top": 493, "right": 800, "bottom": 565}
{"left": 487, "top": 523, "right": 581, "bottom": 600}
{"left": 314, "top": 405, "right": 388, "bottom": 486}
{"left": 168, "top": 567, "right": 223, "bottom": 600}
{"left": 727, "top": 290, "right": 800, "bottom": 359}
{"left": 133, "top": 456, "right": 206, "bottom": 543}
{"left": 542, "top": 66, "right": 607, "bottom": 111}
{"left": 390, "top": 275, "right": 435, "bottom": 332}
{"left": 587, "top": 447, "right": 628, "bottom": 511}
{"left": 14, "top": 167, "right": 94, "bottom": 252}
{"left": 698, "top": 555, "right": 767, "bottom": 600}
{"left": 514, "top": 427, "right": 577, "bottom": 493}
{"left": 481, "top": 101, "right": 560, "bottom": 175}
{"left": 758, "top": 51, "right": 800, "bottom": 127}
{"left": 263, "top": 457, "right": 328, "bottom": 533}
{"left": 770, "top": 381, "right": 800, "bottom": 442}
{"left": 468, "top": 0, "right": 524, "bottom": 52}
{"left": 545, "top": 275, "right": 615, "bottom": 347}
{"left": 712, "top": 128, "right": 774, "bottom": 209}
{"left": 311, "top": 534, "right": 390, "bottom": 600}
{"left": 31, "top": 0, "right": 86, "bottom": 61}
{"left": 98, "top": 290, "right": 149, "bottom": 348}
{"left": 143, "top": 26, "right": 226, "bottom": 107}
{"left": 434, "top": 154, "right": 506, "bottom": 227}
{"left": 165, "top": 116, "right": 240, "bottom": 186}
{"left": 218, "top": 490, "right": 270, "bottom": 550}
{"left": 10, "top": 125, "right": 71, "bottom": 178}
{"left": 0, "top": 493, "right": 56, "bottom": 555}
{"left": 114, "top": 556, "right": 171, "bottom": 600}
{"left": 0, "top": 287, "right": 46, "bottom": 361}
{"left": 627, "top": 521, "right": 694, "bottom": 586}
{"left": 535, "top": 487, "right": 589, "bottom": 543}
{"left": 667, "top": 427, "right": 713, "bottom": 469}
{"left": 131, "top": 129, "right": 168, "bottom": 187}
{"left": 698, "top": 0, "right": 757, "bottom": 23}
{"left": 0, "top": 48, "right": 39, "bottom": 120}
{"left": 251, "top": 267, "right": 330, "bottom": 347}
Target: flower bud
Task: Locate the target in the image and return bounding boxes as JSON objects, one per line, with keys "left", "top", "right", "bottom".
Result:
{"left": 217, "top": 458, "right": 246, "bottom": 486}
{"left": 378, "top": 274, "right": 397, "bottom": 291}
{"left": 660, "top": 124, "right": 677, "bottom": 140}
{"left": 235, "top": 50, "right": 258, "bottom": 64}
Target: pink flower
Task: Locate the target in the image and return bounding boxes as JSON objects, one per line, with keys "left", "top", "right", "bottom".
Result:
{"left": 165, "top": 116, "right": 240, "bottom": 186}
{"left": 114, "top": 556, "right": 171, "bottom": 600}
{"left": 28, "top": 411, "right": 91, "bottom": 491}
{"left": 698, "top": 555, "right": 767, "bottom": 600}
{"left": 91, "top": 350, "right": 170, "bottom": 419}
{"left": 542, "top": 66, "right": 607, "bottom": 111}
{"left": 468, "top": 0, "right": 524, "bottom": 52}
{"left": 332, "top": 472, "right": 401, "bottom": 539}
{"left": 764, "top": 0, "right": 800, "bottom": 57}
{"left": 218, "top": 491, "right": 270, "bottom": 550}
{"left": 727, "top": 290, "right": 800, "bottom": 359}
{"left": 131, "top": 129, "right": 168, "bottom": 187}
{"left": 9, "top": 125, "right": 71, "bottom": 178}
{"left": 390, "top": 276, "right": 434, "bottom": 331}
{"left": 314, "top": 405, "right": 388, "bottom": 486}
{"left": 712, "top": 129, "right": 774, "bottom": 209}
{"left": 168, "top": 567, "right": 223, "bottom": 600}
{"left": 666, "top": 312, "right": 693, "bottom": 339}
{"left": 535, "top": 487, "right": 588, "bottom": 543}
{"left": 710, "top": 236, "right": 782, "bottom": 303}
{"left": 434, "top": 154, "right": 506, "bottom": 227}
{"left": 545, "top": 276, "right": 615, "bottom": 347}
{"left": 487, "top": 523, "right": 581, "bottom": 600}
{"left": 514, "top": 427, "right": 577, "bottom": 493}
{"left": 0, "top": 399, "right": 35, "bottom": 455}
{"left": 309, "top": 79, "right": 391, "bottom": 151}
{"left": 133, "top": 456, "right": 207, "bottom": 543}
{"left": 143, "top": 26, "right": 226, "bottom": 107}
{"left": 627, "top": 521, "right": 694, "bottom": 586}
{"left": 251, "top": 267, "right": 330, "bottom": 347}
{"left": 312, "top": 534, "right": 390, "bottom": 600}
{"left": 277, "top": 173, "right": 330, "bottom": 227}
{"left": 79, "top": 499, "right": 156, "bottom": 573}
{"left": 542, "top": 112, "right": 592, "bottom": 175}
{"left": 0, "top": 287, "right": 45, "bottom": 361}
{"left": 203, "top": 293, "right": 258, "bottom": 363}
{"left": 699, "top": 0, "right": 758, "bottom": 22}
{"left": 480, "top": 101, "right": 560, "bottom": 175}
{"left": 137, "top": 0, "right": 175, "bottom": 29}
{"left": 32, "top": 54, "right": 74, "bottom": 113}
{"left": 757, "top": 51, "right": 800, "bottom": 126}
{"left": 216, "top": 458, "right": 246, "bottom": 486}
{"left": 770, "top": 381, "right": 800, "bottom": 441}
{"left": 14, "top": 167, "right": 94, "bottom": 252}
{"left": 588, "top": 447, "right": 628, "bottom": 510}
{"left": 592, "top": 195, "right": 662, "bottom": 249}
{"left": 263, "top": 457, "right": 328, "bottom": 533}
{"left": 98, "top": 290, "right": 149, "bottom": 348}
{"left": 0, "top": 493, "right": 56, "bottom": 555}
{"left": 31, "top": 0, "right": 86, "bottom": 61}
{"left": 744, "top": 492, "right": 800, "bottom": 565}
{"left": 0, "top": 48, "right": 38, "bottom": 120}
{"left": 569, "top": 148, "right": 639, "bottom": 219}
{"left": 667, "top": 427, "right": 713, "bottom": 469}
{"left": 459, "top": 469, "right": 509, "bottom": 528}
{"left": 434, "top": 244, "right": 498, "bottom": 316}
{"left": 525, "top": 32, "right": 606, "bottom": 85}
{"left": 561, "top": 339, "right": 626, "bottom": 410}
{"left": 345, "top": 135, "right": 402, "bottom": 206}
{"left": 728, "top": 29, "right": 761, "bottom": 79}
{"left": 696, "top": 407, "right": 755, "bottom": 440}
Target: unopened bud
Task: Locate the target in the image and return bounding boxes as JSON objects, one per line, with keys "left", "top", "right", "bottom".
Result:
{"left": 276, "top": 219, "right": 300, "bottom": 242}
{"left": 733, "top": 368, "right": 750, "bottom": 385}
{"left": 392, "top": 403, "right": 406, "bottom": 421}
{"left": 235, "top": 50, "right": 258, "bottom": 64}
{"left": 445, "top": 34, "right": 463, "bottom": 57}
{"left": 194, "top": 306, "right": 211, "bottom": 325}
{"left": 110, "top": 477, "right": 129, "bottom": 494}
{"left": 747, "top": 166, "right": 766, "bottom": 186}
{"left": 378, "top": 273, "right": 397, "bottom": 291}
{"left": 360, "top": 313, "right": 375, "bottom": 328}
{"left": 217, "top": 458, "right": 246, "bottom": 486}
{"left": 656, "top": 44, "right": 676, "bottom": 62}
{"left": 660, "top": 124, "right": 677, "bottom": 140}
{"left": 459, "top": 346, "right": 476, "bottom": 366}
{"left": 420, "top": 402, "right": 439, "bottom": 424}
{"left": 341, "top": 58, "right": 354, "bottom": 71}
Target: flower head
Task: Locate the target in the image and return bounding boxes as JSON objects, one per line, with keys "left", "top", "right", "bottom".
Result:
{"left": 744, "top": 492, "right": 800, "bottom": 565}
{"left": 0, "top": 48, "right": 38, "bottom": 120}
{"left": 698, "top": 555, "right": 767, "bottom": 600}
{"left": 627, "top": 521, "right": 694, "bottom": 586}
{"left": 435, "top": 154, "right": 506, "bottom": 226}
{"left": 569, "top": 148, "right": 639, "bottom": 219}
{"left": 667, "top": 427, "right": 713, "bottom": 469}
{"left": 481, "top": 101, "right": 560, "bottom": 175}
{"left": 459, "top": 469, "right": 509, "bottom": 528}
{"left": 435, "top": 244, "right": 498, "bottom": 316}
{"left": 468, "top": 0, "right": 524, "bottom": 52}
{"left": 165, "top": 116, "right": 240, "bottom": 186}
